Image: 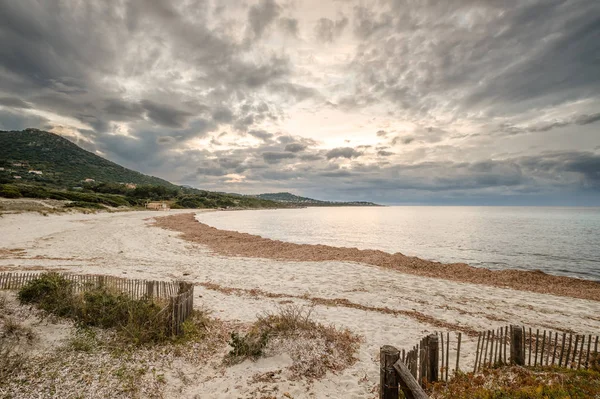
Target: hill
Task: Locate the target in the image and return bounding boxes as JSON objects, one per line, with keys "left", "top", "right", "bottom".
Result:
{"left": 0, "top": 129, "right": 174, "bottom": 187}
{"left": 0, "top": 129, "right": 281, "bottom": 210}
{"left": 0, "top": 129, "right": 378, "bottom": 210}
{"left": 255, "top": 192, "right": 380, "bottom": 206}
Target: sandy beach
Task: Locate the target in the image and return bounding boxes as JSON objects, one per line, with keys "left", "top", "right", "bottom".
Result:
{"left": 1, "top": 210, "right": 600, "bottom": 398}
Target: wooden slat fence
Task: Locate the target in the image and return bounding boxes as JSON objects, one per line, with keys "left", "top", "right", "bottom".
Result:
{"left": 0, "top": 272, "right": 194, "bottom": 336}
{"left": 381, "top": 325, "right": 600, "bottom": 399}
{"left": 0, "top": 272, "right": 182, "bottom": 300}
{"left": 474, "top": 326, "right": 600, "bottom": 372}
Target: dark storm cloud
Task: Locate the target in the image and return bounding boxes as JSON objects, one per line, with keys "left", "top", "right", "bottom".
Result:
{"left": 325, "top": 147, "right": 363, "bottom": 159}
{"left": 141, "top": 100, "right": 194, "bottom": 128}
{"left": 0, "top": 109, "right": 48, "bottom": 131}
{"left": 314, "top": 16, "right": 349, "bottom": 42}
{"left": 102, "top": 99, "right": 144, "bottom": 121}
{"left": 248, "top": 129, "right": 274, "bottom": 141}
{"left": 518, "top": 151, "right": 600, "bottom": 185}
{"left": 465, "top": 5, "right": 600, "bottom": 110}
{"left": 212, "top": 108, "right": 234, "bottom": 123}
{"left": 217, "top": 56, "right": 289, "bottom": 88}
{"left": 497, "top": 112, "right": 600, "bottom": 136}
{"left": 284, "top": 143, "right": 307, "bottom": 153}
{"left": 352, "top": 6, "right": 392, "bottom": 39}
{"left": 528, "top": 112, "right": 600, "bottom": 132}
{"left": 0, "top": 0, "right": 292, "bottom": 148}
{"left": 576, "top": 113, "right": 600, "bottom": 126}
{"left": 0, "top": 97, "right": 32, "bottom": 109}
{"left": 268, "top": 82, "right": 319, "bottom": 101}
{"left": 279, "top": 17, "right": 299, "bottom": 36}
{"left": 262, "top": 151, "right": 296, "bottom": 164}
{"left": 343, "top": 0, "right": 600, "bottom": 121}
{"left": 300, "top": 154, "right": 323, "bottom": 161}
{"left": 248, "top": 0, "right": 281, "bottom": 39}
{"left": 391, "top": 136, "right": 414, "bottom": 145}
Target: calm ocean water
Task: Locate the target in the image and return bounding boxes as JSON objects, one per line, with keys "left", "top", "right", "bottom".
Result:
{"left": 196, "top": 207, "right": 600, "bottom": 281}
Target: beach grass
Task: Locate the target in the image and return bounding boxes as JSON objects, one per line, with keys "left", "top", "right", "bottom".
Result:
{"left": 428, "top": 365, "right": 600, "bottom": 399}
{"left": 227, "top": 304, "right": 362, "bottom": 379}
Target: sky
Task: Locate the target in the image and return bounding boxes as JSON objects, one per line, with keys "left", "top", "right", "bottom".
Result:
{"left": 0, "top": 0, "right": 599, "bottom": 205}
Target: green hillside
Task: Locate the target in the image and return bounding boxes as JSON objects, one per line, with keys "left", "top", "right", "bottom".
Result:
{"left": 0, "top": 129, "right": 281, "bottom": 210}
{"left": 0, "top": 129, "right": 174, "bottom": 187}
{"left": 255, "top": 192, "right": 380, "bottom": 206}
{"left": 0, "top": 129, "right": 376, "bottom": 210}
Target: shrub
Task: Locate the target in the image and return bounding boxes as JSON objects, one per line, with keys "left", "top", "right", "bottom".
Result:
{"left": 227, "top": 304, "right": 362, "bottom": 378}
{"left": 0, "top": 185, "right": 22, "bottom": 198}
{"left": 228, "top": 330, "right": 269, "bottom": 359}
{"left": 0, "top": 340, "right": 25, "bottom": 384}
{"left": 2, "top": 318, "right": 36, "bottom": 341}
{"left": 429, "top": 366, "right": 600, "bottom": 399}
{"left": 255, "top": 304, "right": 315, "bottom": 334}
{"left": 18, "top": 273, "right": 74, "bottom": 317}
{"left": 17, "top": 274, "right": 172, "bottom": 346}
{"left": 68, "top": 327, "right": 101, "bottom": 353}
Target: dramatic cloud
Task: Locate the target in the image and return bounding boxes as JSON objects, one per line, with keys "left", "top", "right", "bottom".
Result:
{"left": 326, "top": 147, "right": 363, "bottom": 159}
{"left": 248, "top": 129, "right": 274, "bottom": 141}
{"left": 314, "top": 16, "right": 348, "bottom": 42}
{"left": 262, "top": 151, "right": 296, "bottom": 164}
{"left": 248, "top": 0, "right": 281, "bottom": 39}
{"left": 0, "top": 0, "right": 598, "bottom": 204}
{"left": 284, "top": 143, "right": 307, "bottom": 153}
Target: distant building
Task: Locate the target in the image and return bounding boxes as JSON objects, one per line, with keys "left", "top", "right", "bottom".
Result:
{"left": 145, "top": 201, "right": 170, "bottom": 211}
{"left": 123, "top": 183, "right": 137, "bottom": 189}
{"left": 12, "top": 163, "right": 23, "bottom": 167}
{"left": 0, "top": 167, "right": 4, "bottom": 171}
{"left": 28, "top": 170, "right": 43, "bottom": 175}
{"left": 13, "top": 175, "right": 22, "bottom": 179}
{"left": 84, "top": 178, "right": 95, "bottom": 183}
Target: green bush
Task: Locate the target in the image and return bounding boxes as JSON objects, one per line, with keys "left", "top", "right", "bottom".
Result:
{"left": 175, "top": 196, "right": 205, "bottom": 208}
{"left": 18, "top": 273, "right": 74, "bottom": 317}
{"left": 228, "top": 330, "right": 269, "bottom": 359}
{"left": 0, "top": 185, "right": 22, "bottom": 198}
{"left": 17, "top": 274, "right": 171, "bottom": 345}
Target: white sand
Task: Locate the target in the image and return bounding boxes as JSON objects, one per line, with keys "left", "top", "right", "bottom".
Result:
{"left": 1, "top": 210, "right": 599, "bottom": 398}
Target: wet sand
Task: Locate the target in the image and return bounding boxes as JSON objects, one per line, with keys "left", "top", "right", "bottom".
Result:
{"left": 155, "top": 213, "right": 600, "bottom": 302}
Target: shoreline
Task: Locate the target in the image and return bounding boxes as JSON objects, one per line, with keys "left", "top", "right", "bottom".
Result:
{"left": 2, "top": 210, "right": 599, "bottom": 397}
{"left": 154, "top": 212, "right": 600, "bottom": 302}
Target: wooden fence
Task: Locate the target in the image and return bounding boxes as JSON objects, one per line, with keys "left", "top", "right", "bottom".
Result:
{"left": 474, "top": 326, "right": 600, "bottom": 372}
{"left": 0, "top": 272, "right": 194, "bottom": 336}
{"left": 381, "top": 325, "right": 600, "bottom": 399}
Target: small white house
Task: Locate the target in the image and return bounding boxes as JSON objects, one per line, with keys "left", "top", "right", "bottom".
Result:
{"left": 13, "top": 175, "right": 22, "bottom": 179}
{"left": 28, "top": 170, "right": 43, "bottom": 175}
{"left": 84, "top": 178, "right": 95, "bottom": 183}
{"left": 145, "top": 201, "right": 170, "bottom": 211}
{"left": 0, "top": 167, "right": 5, "bottom": 171}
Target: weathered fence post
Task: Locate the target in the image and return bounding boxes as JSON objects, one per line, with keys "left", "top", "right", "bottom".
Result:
{"left": 511, "top": 325, "right": 525, "bottom": 365}
{"left": 146, "top": 281, "right": 155, "bottom": 299}
{"left": 393, "top": 361, "right": 430, "bottom": 399}
{"left": 427, "top": 334, "right": 439, "bottom": 384}
{"left": 380, "top": 345, "right": 400, "bottom": 399}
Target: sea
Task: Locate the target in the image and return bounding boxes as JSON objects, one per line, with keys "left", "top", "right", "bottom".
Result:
{"left": 196, "top": 206, "right": 600, "bottom": 281}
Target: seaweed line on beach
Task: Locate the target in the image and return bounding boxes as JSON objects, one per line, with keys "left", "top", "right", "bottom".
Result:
{"left": 153, "top": 213, "right": 600, "bottom": 302}
{"left": 198, "top": 281, "right": 480, "bottom": 336}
